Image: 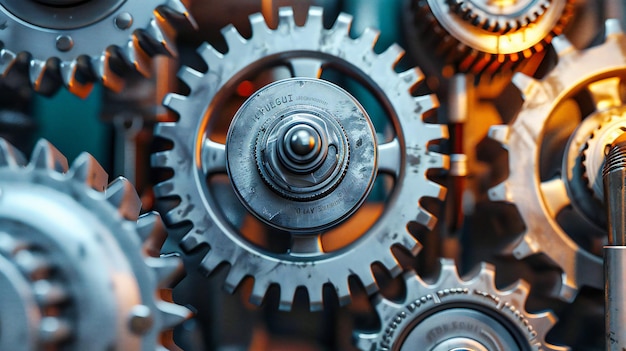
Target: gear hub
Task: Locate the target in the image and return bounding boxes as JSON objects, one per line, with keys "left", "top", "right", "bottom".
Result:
{"left": 151, "top": 7, "right": 448, "bottom": 311}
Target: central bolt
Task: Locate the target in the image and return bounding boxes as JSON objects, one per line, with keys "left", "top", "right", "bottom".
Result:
{"left": 283, "top": 124, "right": 321, "bottom": 164}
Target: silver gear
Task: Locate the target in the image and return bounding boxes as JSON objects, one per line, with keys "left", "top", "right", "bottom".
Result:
{"left": 410, "top": 0, "right": 573, "bottom": 76}
{"left": 355, "top": 259, "right": 568, "bottom": 351}
{"left": 152, "top": 7, "right": 448, "bottom": 311}
{"left": 488, "top": 19, "right": 626, "bottom": 301}
{"left": 0, "top": 0, "right": 196, "bottom": 97}
{"left": 0, "top": 138, "right": 191, "bottom": 350}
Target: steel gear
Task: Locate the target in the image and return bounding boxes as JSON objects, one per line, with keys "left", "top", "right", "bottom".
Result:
{"left": 152, "top": 7, "right": 448, "bottom": 311}
{"left": 0, "top": 0, "right": 196, "bottom": 97}
{"left": 0, "top": 138, "right": 191, "bottom": 350}
{"left": 355, "top": 259, "right": 567, "bottom": 351}
{"left": 408, "top": 0, "right": 573, "bottom": 76}
{"left": 488, "top": 19, "right": 626, "bottom": 301}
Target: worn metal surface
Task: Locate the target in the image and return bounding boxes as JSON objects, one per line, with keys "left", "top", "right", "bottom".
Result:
{"left": 0, "top": 138, "right": 190, "bottom": 350}
{"left": 151, "top": 6, "right": 448, "bottom": 311}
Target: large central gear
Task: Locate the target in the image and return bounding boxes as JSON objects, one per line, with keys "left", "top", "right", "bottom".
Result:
{"left": 355, "top": 259, "right": 567, "bottom": 351}
{"left": 152, "top": 7, "right": 448, "bottom": 311}
{"left": 0, "top": 0, "right": 195, "bottom": 97}
{"left": 0, "top": 138, "right": 190, "bottom": 350}
{"left": 488, "top": 20, "right": 626, "bottom": 301}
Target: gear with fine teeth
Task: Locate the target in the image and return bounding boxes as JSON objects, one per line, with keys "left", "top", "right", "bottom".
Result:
{"left": 0, "top": 0, "right": 196, "bottom": 97}
{"left": 488, "top": 19, "right": 626, "bottom": 301}
{"left": 355, "top": 259, "right": 568, "bottom": 351}
{"left": 0, "top": 138, "right": 191, "bottom": 350}
{"left": 152, "top": 7, "right": 448, "bottom": 311}
{"left": 407, "top": 0, "right": 573, "bottom": 77}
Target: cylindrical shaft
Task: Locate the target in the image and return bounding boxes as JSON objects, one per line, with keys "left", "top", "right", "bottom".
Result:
{"left": 604, "top": 136, "right": 626, "bottom": 246}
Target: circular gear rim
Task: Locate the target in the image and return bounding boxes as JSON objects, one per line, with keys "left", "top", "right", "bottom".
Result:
{"left": 0, "top": 0, "right": 196, "bottom": 97}
{"left": 0, "top": 138, "right": 190, "bottom": 350}
{"left": 355, "top": 258, "right": 568, "bottom": 351}
{"left": 449, "top": 0, "right": 551, "bottom": 34}
{"left": 151, "top": 6, "right": 449, "bottom": 311}
{"left": 487, "top": 20, "right": 626, "bottom": 301}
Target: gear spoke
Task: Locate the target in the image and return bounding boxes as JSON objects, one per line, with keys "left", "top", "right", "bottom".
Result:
{"left": 540, "top": 177, "right": 571, "bottom": 216}
{"left": 201, "top": 139, "right": 227, "bottom": 175}
{"left": 587, "top": 77, "right": 625, "bottom": 111}
{"left": 289, "top": 235, "right": 324, "bottom": 256}
{"left": 377, "top": 138, "right": 401, "bottom": 177}
{"left": 288, "top": 58, "right": 323, "bottom": 78}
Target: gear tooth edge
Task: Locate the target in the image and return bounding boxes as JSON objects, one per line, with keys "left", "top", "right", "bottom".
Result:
{"left": 157, "top": 300, "right": 192, "bottom": 330}
{"left": 249, "top": 278, "right": 269, "bottom": 306}
{"left": 152, "top": 150, "right": 176, "bottom": 169}
{"left": 153, "top": 121, "right": 179, "bottom": 141}
{"left": 177, "top": 66, "right": 203, "bottom": 90}
{"left": 59, "top": 61, "right": 93, "bottom": 99}
{"left": 28, "top": 60, "right": 47, "bottom": 91}
{"left": 551, "top": 35, "right": 575, "bottom": 57}
{"left": 166, "top": 0, "right": 198, "bottom": 29}
{"left": 0, "top": 138, "right": 26, "bottom": 167}
{"left": 357, "top": 267, "right": 378, "bottom": 295}
{"left": 424, "top": 179, "right": 447, "bottom": 200}
{"left": 277, "top": 7, "right": 296, "bottom": 29}
{"left": 198, "top": 251, "right": 222, "bottom": 274}
{"left": 162, "top": 93, "right": 188, "bottom": 116}
{"left": 487, "top": 124, "right": 510, "bottom": 146}
{"left": 511, "top": 72, "right": 535, "bottom": 96}
{"left": 305, "top": 6, "right": 324, "bottom": 29}
{"left": 105, "top": 177, "right": 142, "bottom": 221}
{"left": 380, "top": 43, "right": 405, "bottom": 67}
{"left": 136, "top": 211, "right": 163, "bottom": 243}
{"left": 91, "top": 53, "right": 125, "bottom": 92}
{"left": 224, "top": 265, "right": 247, "bottom": 294}
{"left": 487, "top": 181, "right": 511, "bottom": 202}
{"left": 359, "top": 27, "right": 381, "bottom": 49}
{"left": 379, "top": 251, "right": 402, "bottom": 277}
{"left": 437, "top": 258, "right": 461, "bottom": 282}
{"left": 197, "top": 42, "right": 224, "bottom": 70}
{"left": 221, "top": 24, "right": 247, "bottom": 52}
{"left": 308, "top": 287, "right": 325, "bottom": 312}
{"left": 414, "top": 94, "right": 439, "bottom": 115}
{"left": 512, "top": 236, "right": 536, "bottom": 259}
{"left": 556, "top": 274, "right": 577, "bottom": 302}
{"left": 70, "top": 152, "right": 108, "bottom": 192}
{"left": 605, "top": 18, "right": 624, "bottom": 39}
{"left": 248, "top": 12, "right": 271, "bottom": 34}
{"left": 147, "top": 19, "right": 178, "bottom": 57}
{"left": 415, "top": 205, "right": 437, "bottom": 230}
{"left": 398, "top": 68, "right": 424, "bottom": 89}
{"left": 0, "top": 49, "right": 17, "bottom": 74}
{"left": 124, "top": 38, "right": 152, "bottom": 78}
{"left": 30, "top": 139, "right": 69, "bottom": 173}
{"left": 146, "top": 255, "right": 183, "bottom": 288}
{"left": 334, "top": 280, "right": 351, "bottom": 306}
{"left": 278, "top": 284, "right": 297, "bottom": 311}
{"left": 153, "top": 178, "right": 177, "bottom": 198}
{"left": 331, "top": 12, "right": 353, "bottom": 36}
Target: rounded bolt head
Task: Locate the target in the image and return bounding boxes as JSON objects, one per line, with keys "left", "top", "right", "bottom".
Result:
{"left": 289, "top": 128, "right": 317, "bottom": 156}
{"left": 55, "top": 35, "right": 73, "bottom": 52}
{"left": 115, "top": 12, "right": 133, "bottom": 30}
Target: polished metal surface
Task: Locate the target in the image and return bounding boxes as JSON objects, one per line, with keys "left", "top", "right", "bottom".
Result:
{"left": 0, "top": 138, "right": 190, "bottom": 350}
{"left": 151, "top": 6, "right": 448, "bottom": 311}
{"left": 355, "top": 259, "right": 567, "bottom": 351}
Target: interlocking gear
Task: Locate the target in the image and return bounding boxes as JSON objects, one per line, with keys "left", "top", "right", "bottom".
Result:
{"left": 0, "top": 138, "right": 190, "bottom": 350}
{"left": 152, "top": 7, "right": 448, "bottom": 311}
{"left": 408, "top": 0, "right": 573, "bottom": 76}
{"left": 355, "top": 259, "right": 567, "bottom": 351}
{"left": 488, "top": 19, "right": 626, "bottom": 301}
{"left": 0, "top": 0, "right": 195, "bottom": 97}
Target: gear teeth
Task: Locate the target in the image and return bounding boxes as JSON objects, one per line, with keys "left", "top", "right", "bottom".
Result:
{"left": 511, "top": 72, "right": 535, "bottom": 96}
{"left": 59, "top": 61, "right": 93, "bottom": 99}
{"left": 123, "top": 38, "right": 152, "bottom": 78}
{"left": 425, "top": 151, "right": 449, "bottom": 170}
{"left": 415, "top": 206, "right": 437, "bottom": 230}
{"left": 556, "top": 276, "right": 577, "bottom": 303}
{"left": 0, "top": 49, "right": 17, "bottom": 75}
{"left": 334, "top": 281, "right": 352, "bottom": 306}
{"left": 28, "top": 60, "right": 47, "bottom": 92}
{"left": 487, "top": 124, "right": 510, "bottom": 146}
{"left": 278, "top": 284, "right": 297, "bottom": 311}
{"left": 165, "top": 0, "right": 198, "bottom": 29}
{"left": 512, "top": 236, "right": 537, "bottom": 259}
{"left": 153, "top": 122, "right": 179, "bottom": 143}
{"left": 39, "top": 316, "right": 71, "bottom": 343}
{"left": 355, "top": 267, "right": 377, "bottom": 295}
{"left": 30, "top": 139, "right": 68, "bottom": 173}
{"left": 331, "top": 12, "right": 353, "bottom": 35}
{"left": 137, "top": 211, "right": 166, "bottom": 245}
{"left": 199, "top": 252, "right": 223, "bottom": 273}
{"left": 157, "top": 300, "right": 192, "bottom": 330}
{"left": 250, "top": 278, "right": 268, "bottom": 306}
{"left": 379, "top": 43, "right": 405, "bottom": 67}
{"left": 551, "top": 35, "right": 575, "bottom": 57}
{"left": 488, "top": 181, "right": 511, "bottom": 202}
{"left": 278, "top": 7, "right": 297, "bottom": 30}
{"left": 92, "top": 53, "right": 124, "bottom": 92}
{"left": 33, "top": 280, "right": 69, "bottom": 306}
{"left": 105, "top": 177, "right": 142, "bottom": 221}
{"left": 423, "top": 179, "right": 447, "bottom": 200}
{"left": 398, "top": 68, "right": 424, "bottom": 90}
{"left": 179, "top": 232, "right": 203, "bottom": 253}
{"left": 414, "top": 95, "right": 439, "bottom": 116}
{"left": 163, "top": 93, "right": 190, "bottom": 117}
{"left": 146, "top": 19, "right": 178, "bottom": 57}
{"left": 197, "top": 43, "right": 224, "bottom": 73}
{"left": 378, "top": 251, "right": 402, "bottom": 277}
{"left": 222, "top": 24, "right": 247, "bottom": 53}
{"left": 224, "top": 266, "right": 246, "bottom": 294}
{"left": 153, "top": 178, "right": 177, "bottom": 198}
{"left": 70, "top": 152, "right": 108, "bottom": 192}
{"left": 249, "top": 12, "right": 271, "bottom": 35}
{"left": 146, "top": 255, "right": 183, "bottom": 288}
{"left": 177, "top": 66, "right": 203, "bottom": 91}
{"left": 0, "top": 138, "right": 26, "bottom": 167}
{"left": 358, "top": 27, "right": 381, "bottom": 49}
{"left": 305, "top": 6, "right": 324, "bottom": 30}
{"left": 605, "top": 18, "right": 624, "bottom": 39}
{"left": 308, "top": 286, "right": 324, "bottom": 312}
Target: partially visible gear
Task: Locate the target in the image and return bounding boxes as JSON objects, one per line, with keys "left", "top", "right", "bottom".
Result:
{"left": 0, "top": 0, "right": 196, "bottom": 97}
{"left": 152, "top": 7, "right": 448, "bottom": 311}
{"left": 355, "top": 259, "right": 568, "bottom": 351}
{"left": 488, "top": 20, "right": 626, "bottom": 301}
{"left": 0, "top": 138, "right": 191, "bottom": 350}
{"left": 407, "top": 0, "right": 573, "bottom": 77}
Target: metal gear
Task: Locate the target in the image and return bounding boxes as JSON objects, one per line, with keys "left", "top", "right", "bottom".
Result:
{"left": 355, "top": 259, "right": 567, "bottom": 351}
{"left": 0, "top": 138, "right": 191, "bottom": 350}
{"left": 152, "top": 7, "right": 448, "bottom": 311}
{"left": 0, "top": 0, "right": 196, "bottom": 97}
{"left": 408, "top": 0, "right": 573, "bottom": 76}
{"left": 488, "top": 19, "right": 626, "bottom": 301}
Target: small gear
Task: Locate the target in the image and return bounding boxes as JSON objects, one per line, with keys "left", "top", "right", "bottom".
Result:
{"left": 488, "top": 20, "right": 626, "bottom": 301}
{"left": 0, "top": 138, "right": 191, "bottom": 350}
{"left": 152, "top": 7, "right": 448, "bottom": 311}
{"left": 407, "top": 0, "right": 573, "bottom": 77}
{"left": 355, "top": 259, "right": 568, "bottom": 351}
{"left": 0, "top": 0, "right": 196, "bottom": 97}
